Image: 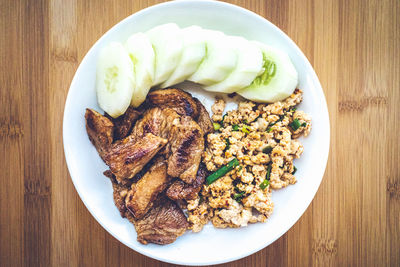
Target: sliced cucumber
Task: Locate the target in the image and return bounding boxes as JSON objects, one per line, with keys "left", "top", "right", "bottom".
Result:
{"left": 146, "top": 23, "right": 183, "bottom": 86}
{"left": 188, "top": 30, "right": 237, "bottom": 86}
{"left": 161, "top": 25, "right": 206, "bottom": 88}
{"left": 237, "top": 42, "right": 298, "bottom": 103}
{"left": 125, "top": 32, "right": 155, "bottom": 107}
{"left": 204, "top": 36, "right": 263, "bottom": 93}
{"left": 96, "top": 42, "right": 135, "bottom": 118}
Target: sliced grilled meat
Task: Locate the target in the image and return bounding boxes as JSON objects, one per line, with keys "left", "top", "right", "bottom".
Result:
{"left": 85, "top": 108, "right": 114, "bottom": 162}
{"left": 106, "top": 106, "right": 141, "bottom": 140}
{"left": 166, "top": 163, "right": 207, "bottom": 200}
{"left": 134, "top": 196, "right": 189, "bottom": 245}
{"left": 104, "top": 133, "right": 167, "bottom": 180}
{"left": 111, "top": 92, "right": 207, "bottom": 185}
{"left": 147, "top": 88, "right": 199, "bottom": 119}
{"left": 104, "top": 155, "right": 153, "bottom": 186}
{"left": 105, "top": 170, "right": 188, "bottom": 245}
{"left": 125, "top": 157, "right": 169, "bottom": 219}
{"left": 168, "top": 116, "right": 204, "bottom": 184}
{"left": 193, "top": 98, "right": 213, "bottom": 135}
{"left": 147, "top": 89, "right": 212, "bottom": 135}
{"left": 131, "top": 107, "right": 179, "bottom": 139}
{"left": 131, "top": 107, "right": 181, "bottom": 156}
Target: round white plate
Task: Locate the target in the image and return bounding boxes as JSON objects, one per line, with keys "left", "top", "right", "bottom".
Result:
{"left": 63, "top": 1, "right": 330, "bottom": 265}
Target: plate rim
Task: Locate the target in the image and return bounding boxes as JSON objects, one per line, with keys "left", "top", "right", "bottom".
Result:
{"left": 63, "top": 0, "right": 330, "bottom": 265}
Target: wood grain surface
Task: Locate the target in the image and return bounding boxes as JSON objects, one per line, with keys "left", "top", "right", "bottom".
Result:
{"left": 1, "top": 0, "right": 399, "bottom": 266}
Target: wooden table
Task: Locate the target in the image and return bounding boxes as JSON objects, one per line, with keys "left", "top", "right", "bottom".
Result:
{"left": 1, "top": 0, "right": 399, "bottom": 266}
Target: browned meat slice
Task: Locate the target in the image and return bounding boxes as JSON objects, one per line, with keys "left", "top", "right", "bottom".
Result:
{"left": 166, "top": 163, "right": 208, "bottom": 200}
{"left": 134, "top": 197, "right": 189, "bottom": 245}
{"left": 167, "top": 116, "right": 204, "bottom": 184}
{"left": 131, "top": 107, "right": 179, "bottom": 139}
{"left": 147, "top": 88, "right": 199, "bottom": 119}
{"left": 104, "top": 133, "right": 167, "bottom": 180}
{"left": 146, "top": 88, "right": 212, "bottom": 135}
{"left": 85, "top": 108, "right": 114, "bottom": 161}
{"left": 106, "top": 106, "right": 141, "bottom": 140}
{"left": 105, "top": 156, "right": 150, "bottom": 185}
{"left": 105, "top": 170, "right": 188, "bottom": 245}
{"left": 130, "top": 104, "right": 205, "bottom": 184}
{"left": 193, "top": 98, "right": 213, "bottom": 135}
{"left": 125, "top": 157, "right": 169, "bottom": 219}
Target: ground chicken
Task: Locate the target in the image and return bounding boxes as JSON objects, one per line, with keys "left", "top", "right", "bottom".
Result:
{"left": 188, "top": 89, "right": 311, "bottom": 231}
{"left": 211, "top": 98, "right": 226, "bottom": 121}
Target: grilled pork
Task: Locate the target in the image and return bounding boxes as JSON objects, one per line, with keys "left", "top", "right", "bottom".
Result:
{"left": 134, "top": 197, "right": 189, "bottom": 245}
{"left": 125, "top": 157, "right": 169, "bottom": 219}
{"left": 167, "top": 116, "right": 204, "bottom": 184}
{"left": 166, "top": 163, "right": 207, "bottom": 200}
{"left": 104, "top": 133, "right": 167, "bottom": 180}
{"left": 85, "top": 108, "right": 114, "bottom": 162}
{"left": 193, "top": 97, "right": 213, "bottom": 135}
{"left": 106, "top": 106, "right": 141, "bottom": 140}
{"left": 147, "top": 88, "right": 199, "bottom": 118}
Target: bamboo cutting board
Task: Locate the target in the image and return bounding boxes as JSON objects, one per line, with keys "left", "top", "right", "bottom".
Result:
{"left": 0, "top": 0, "right": 399, "bottom": 266}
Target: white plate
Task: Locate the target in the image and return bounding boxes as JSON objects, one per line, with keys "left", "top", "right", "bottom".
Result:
{"left": 63, "top": 1, "right": 330, "bottom": 265}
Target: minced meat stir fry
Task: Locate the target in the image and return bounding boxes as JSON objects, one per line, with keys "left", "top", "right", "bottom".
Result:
{"left": 187, "top": 89, "right": 311, "bottom": 231}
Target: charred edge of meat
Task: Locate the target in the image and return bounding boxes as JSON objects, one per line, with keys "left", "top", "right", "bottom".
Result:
{"left": 147, "top": 88, "right": 199, "bottom": 119}
{"left": 105, "top": 107, "right": 141, "bottom": 141}
{"left": 103, "top": 169, "right": 117, "bottom": 183}
{"left": 166, "top": 163, "right": 208, "bottom": 200}
{"left": 176, "top": 128, "right": 199, "bottom": 164}
{"left": 167, "top": 115, "right": 204, "bottom": 184}
{"left": 85, "top": 108, "right": 114, "bottom": 161}
{"left": 105, "top": 133, "right": 168, "bottom": 180}
{"left": 124, "top": 148, "right": 150, "bottom": 164}
{"left": 130, "top": 107, "right": 175, "bottom": 140}
{"left": 181, "top": 98, "right": 197, "bottom": 118}
{"left": 193, "top": 97, "right": 213, "bottom": 135}
{"left": 108, "top": 157, "right": 153, "bottom": 186}
{"left": 130, "top": 155, "right": 161, "bottom": 183}
{"left": 142, "top": 120, "right": 158, "bottom": 137}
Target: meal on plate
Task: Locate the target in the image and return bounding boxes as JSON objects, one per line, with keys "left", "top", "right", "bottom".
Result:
{"left": 85, "top": 23, "right": 311, "bottom": 245}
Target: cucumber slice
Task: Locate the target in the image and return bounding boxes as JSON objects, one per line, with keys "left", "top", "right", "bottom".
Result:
{"left": 125, "top": 32, "right": 155, "bottom": 107}
{"left": 161, "top": 25, "right": 206, "bottom": 88}
{"left": 237, "top": 42, "right": 298, "bottom": 103}
{"left": 188, "top": 30, "right": 237, "bottom": 86}
{"left": 146, "top": 23, "right": 183, "bottom": 86}
{"left": 96, "top": 42, "right": 135, "bottom": 118}
{"left": 204, "top": 36, "right": 263, "bottom": 93}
